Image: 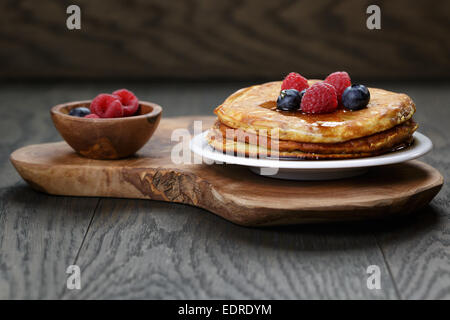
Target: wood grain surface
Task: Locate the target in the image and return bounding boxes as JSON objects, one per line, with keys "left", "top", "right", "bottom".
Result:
{"left": 0, "top": 186, "right": 98, "bottom": 299}
{"left": 62, "top": 198, "right": 398, "bottom": 299}
{"left": 1, "top": 0, "right": 449, "bottom": 80}
{"left": 0, "top": 80, "right": 449, "bottom": 299}
{"left": 10, "top": 116, "right": 443, "bottom": 226}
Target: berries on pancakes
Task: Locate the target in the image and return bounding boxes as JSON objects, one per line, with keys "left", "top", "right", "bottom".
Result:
{"left": 324, "top": 71, "right": 351, "bottom": 103}
{"left": 342, "top": 84, "right": 371, "bottom": 111}
{"left": 277, "top": 89, "right": 302, "bottom": 111}
{"left": 301, "top": 82, "right": 338, "bottom": 114}
{"left": 281, "top": 72, "right": 309, "bottom": 92}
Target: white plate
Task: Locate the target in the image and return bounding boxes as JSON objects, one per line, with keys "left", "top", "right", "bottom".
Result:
{"left": 190, "top": 131, "right": 433, "bottom": 180}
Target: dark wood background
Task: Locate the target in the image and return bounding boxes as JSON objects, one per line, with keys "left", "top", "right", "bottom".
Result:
{"left": 1, "top": 0, "right": 449, "bottom": 80}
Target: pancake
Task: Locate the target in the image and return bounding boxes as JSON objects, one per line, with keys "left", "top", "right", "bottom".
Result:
{"left": 207, "top": 135, "right": 414, "bottom": 159}
{"left": 211, "top": 119, "right": 418, "bottom": 155}
{"left": 214, "top": 80, "right": 416, "bottom": 143}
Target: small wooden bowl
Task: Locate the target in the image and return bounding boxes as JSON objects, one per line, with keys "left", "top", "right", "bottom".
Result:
{"left": 51, "top": 100, "right": 162, "bottom": 159}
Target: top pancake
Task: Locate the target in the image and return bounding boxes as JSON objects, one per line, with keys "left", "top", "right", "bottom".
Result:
{"left": 214, "top": 80, "right": 416, "bottom": 143}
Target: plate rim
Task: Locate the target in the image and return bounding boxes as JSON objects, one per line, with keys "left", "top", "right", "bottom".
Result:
{"left": 190, "top": 130, "right": 433, "bottom": 170}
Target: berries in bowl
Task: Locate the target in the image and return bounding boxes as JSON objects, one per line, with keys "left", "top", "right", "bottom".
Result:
{"left": 50, "top": 89, "right": 162, "bottom": 160}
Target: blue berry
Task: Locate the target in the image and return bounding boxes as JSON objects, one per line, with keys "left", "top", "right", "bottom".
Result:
{"left": 299, "top": 89, "right": 306, "bottom": 108}
{"left": 277, "top": 89, "right": 302, "bottom": 111}
{"left": 69, "top": 107, "right": 91, "bottom": 117}
{"left": 342, "top": 84, "right": 370, "bottom": 111}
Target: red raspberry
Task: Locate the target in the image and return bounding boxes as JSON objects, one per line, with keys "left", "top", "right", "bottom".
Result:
{"left": 324, "top": 71, "right": 351, "bottom": 102}
{"left": 112, "top": 89, "right": 139, "bottom": 116}
{"left": 281, "top": 72, "right": 309, "bottom": 92}
{"left": 90, "top": 94, "right": 123, "bottom": 118}
{"left": 301, "top": 82, "right": 338, "bottom": 114}
{"left": 84, "top": 113, "right": 99, "bottom": 119}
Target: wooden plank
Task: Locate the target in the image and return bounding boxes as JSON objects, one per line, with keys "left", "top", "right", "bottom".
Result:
{"left": 369, "top": 85, "right": 450, "bottom": 299}
{"left": 374, "top": 203, "right": 450, "bottom": 299}
{"left": 10, "top": 117, "right": 443, "bottom": 226}
{"left": 0, "top": 186, "right": 99, "bottom": 299}
{"left": 62, "top": 198, "right": 398, "bottom": 299}
{"left": 1, "top": 0, "right": 449, "bottom": 80}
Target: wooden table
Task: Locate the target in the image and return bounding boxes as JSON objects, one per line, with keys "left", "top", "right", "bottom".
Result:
{"left": 0, "top": 81, "right": 448, "bottom": 299}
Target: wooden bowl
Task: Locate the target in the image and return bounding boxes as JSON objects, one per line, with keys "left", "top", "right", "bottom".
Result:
{"left": 51, "top": 100, "right": 162, "bottom": 159}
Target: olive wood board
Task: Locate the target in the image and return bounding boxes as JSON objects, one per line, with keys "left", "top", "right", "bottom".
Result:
{"left": 10, "top": 116, "right": 443, "bottom": 226}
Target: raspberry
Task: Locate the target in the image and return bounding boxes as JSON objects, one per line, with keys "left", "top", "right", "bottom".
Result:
{"left": 112, "top": 89, "right": 139, "bottom": 116}
{"left": 84, "top": 113, "right": 100, "bottom": 118}
{"left": 324, "top": 71, "right": 351, "bottom": 102}
{"left": 90, "top": 94, "right": 123, "bottom": 118}
{"left": 281, "top": 72, "right": 309, "bottom": 92}
{"left": 301, "top": 82, "right": 338, "bottom": 114}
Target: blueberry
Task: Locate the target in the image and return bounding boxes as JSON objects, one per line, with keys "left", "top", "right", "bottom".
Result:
{"left": 342, "top": 84, "right": 370, "bottom": 111}
{"left": 277, "top": 89, "right": 302, "bottom": 111}
{"left": 69, "top": 107, "right": 91, "bottom": 117}
{"left": 299, "top": 89, "right": 306, "bottom": 107}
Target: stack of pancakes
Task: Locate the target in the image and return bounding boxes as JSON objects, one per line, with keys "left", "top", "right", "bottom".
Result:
{"left": 208, "top": 80, "right": 417, "bottom": 159}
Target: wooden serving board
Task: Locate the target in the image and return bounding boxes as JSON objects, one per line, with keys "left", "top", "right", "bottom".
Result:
{"left": 10, "top": 116, "right": 443, "bottom": 226}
